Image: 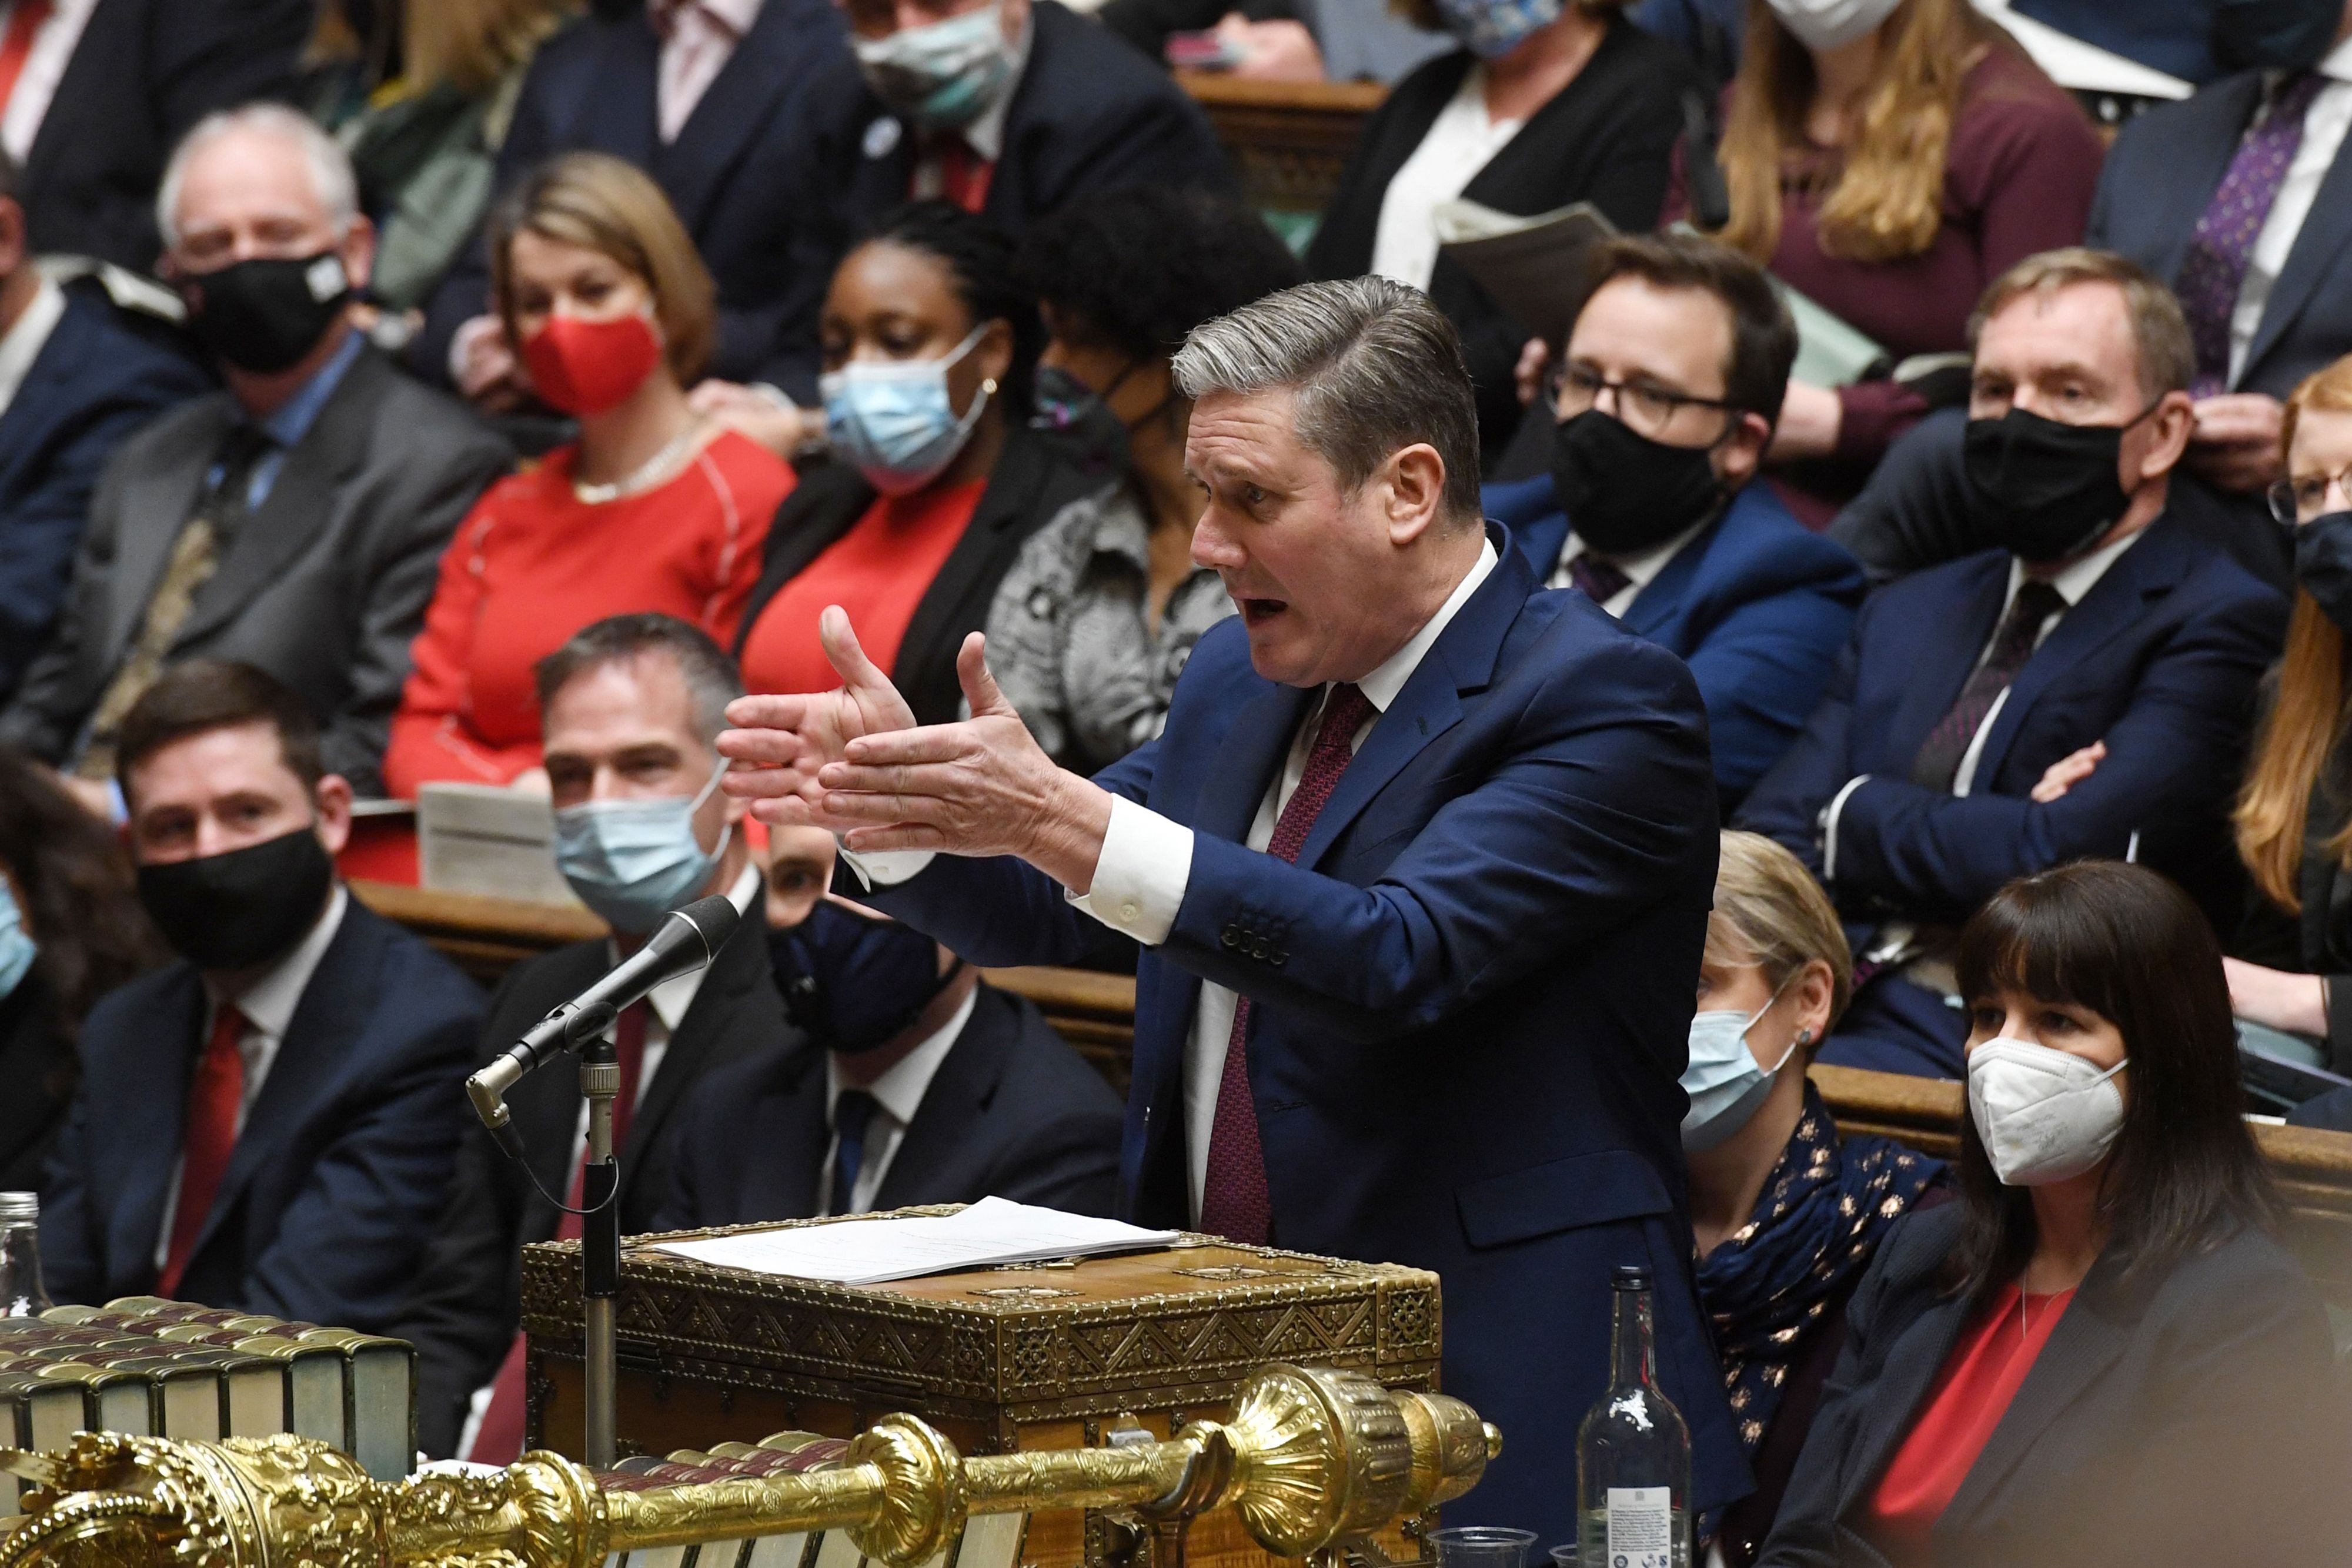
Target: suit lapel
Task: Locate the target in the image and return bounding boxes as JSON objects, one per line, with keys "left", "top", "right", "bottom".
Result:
{"left": 105, "top": 402, "right": 229, "bottom": 660}
{"left": 572, "top": 15, "right": 662, "bottom": 165}
{"left": 1834, "top": 1291, "right": 1975, "bottom": 1519}
{"left": 1197, "top": 683, "right": 1311, "bottom": 845}
{"left": 1970, "top": 521, "right": 2189, "bottom": 788}
{"left": 2243, "top": 133, "right": 2352, "bottom": 383}
{"left": 1883, "top": 555, "right": 2010, "bottom": 769}
{"left": 893, "top": 431, "right": 1053, "bottom": 694}
{"left": 872, "top": 989, "right": 1003, "bottom": 1209}
{"left": 0, "top": 297, "right": 86, "bottom": 484}
{"left": 113, "top": 968, "right": 207, "bottom": 1284}
{"left": 173, "top": 350, "right": 382, "bottom": 650}
{"left": 757, "top": 1044, "right": 830, "bottom": 1221}
{"left": 1620, "top": 521, "right": 1718, "bottom": 639}
{"left": 2149, "top": 75, "right": 2261, "bottom": 287}
{"left": 659, "top": 0, "right": 825, "bottom": 235}
{"left": 622, "top": 914, "right": 773, "bottom": 1195}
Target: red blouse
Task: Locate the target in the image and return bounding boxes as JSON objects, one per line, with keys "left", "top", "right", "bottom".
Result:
{"left": 1863, "top": 1282, "right": 2077, "bottom": 1565}
{"left": 384, "top": 430, "right": 790, "bottom": 796}
{"left": 738, "top": 480, "right": 986, "bottom": 697}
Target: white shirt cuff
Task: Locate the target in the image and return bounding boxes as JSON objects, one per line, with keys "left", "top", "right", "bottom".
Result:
{"left": 836, "top": 844, "right": 937, "bottom": 890}
{"left": 1065, "top": 794, "right": 1192, "bottom": 947}
{"left": 1821, "top": 774, "right": 1871, "bottom": 884}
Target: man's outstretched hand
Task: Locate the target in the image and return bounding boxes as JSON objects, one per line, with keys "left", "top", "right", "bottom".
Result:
{"left": 719, "top": 612, "right": 1112, "bottom": 893}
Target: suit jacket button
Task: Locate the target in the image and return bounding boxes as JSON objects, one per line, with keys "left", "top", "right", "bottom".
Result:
{"left": 1221, "top": 927, "right": 1239, "bottom": 948}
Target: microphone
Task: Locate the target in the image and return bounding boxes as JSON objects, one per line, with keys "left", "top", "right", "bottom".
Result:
{"left": 465, "top": 893, "right": 743, "bottom": 1159}
{"left": 1681, "top": 91, "right": 1730, "bottom": 233}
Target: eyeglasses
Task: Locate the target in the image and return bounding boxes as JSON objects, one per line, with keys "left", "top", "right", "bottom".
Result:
{"left": 2267, "top": 463, "right": 2352, "bottom": 524}
{"left": 1549, "top": 363, "right": 1735, "bottom": 443}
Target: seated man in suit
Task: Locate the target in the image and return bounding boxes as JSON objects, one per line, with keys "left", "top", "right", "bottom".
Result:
{"left": 1738, "top": 249, "right": 2288, "bottom": 1079}
{"left": 418, "top": 0, "right": 848, "bottom": 403}
{"left": 717, "top": 276, "right": 1749, "bottom": 1544}
{"left": 0, "top": 148, "right": 210, "bottom": 699}
{"left": 1484, "top": 233, "right": 1864, "bottom": 808}
{"left": 1832, "top": 6, "right": 2352, "bottom": 591}
{"left": 393, "top": 613, "right": 785, "bottom": 1463}
{"left": 37, "top": 659, "right": 482, "bottom": 1328}
{"left": 657, "top": 859, "right": 1125, "bottom": 1231}
{"left": 0, "top": 105, "right": 511, "bottom": 802}
{"left": 691, "top": 0, "right": 1238, "bottom": 452}
{"left": 6, "top": 0, "right": 312, "bottom": 269}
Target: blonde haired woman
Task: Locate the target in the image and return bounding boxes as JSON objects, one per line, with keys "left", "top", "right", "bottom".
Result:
{"left": 1689, "top": 831, "right": 1943, "bottom": 1566}
{"left": 2227, "top": 353, "right": 2352, "bottom": 1071}
{"left": 1681, "top": 0, "right": 2103, "bottom": 513}
{"left": 384, "top": 152, "right": 791, "bottom": 795}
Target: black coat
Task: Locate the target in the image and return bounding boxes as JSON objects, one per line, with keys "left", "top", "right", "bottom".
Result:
{"left": 391, "top": 910, "right": 790, "bottom": 1458}
{"left": 753, "top": 0, "right": 1235, "bottom": 399}
{"left": 656, "top": 983, "right": 1124, "bottom": 1228}
{"left": 0, "top": 972, "right": 74, "bottom": 1193}
{"left": 1305, "top": 19, "right": 1700, "bottom": 465}
{"left": 19, "top": 0, "right": 313, "bottom": 269}
{"left": 1757, "top": 1202, "right": 2348, "bottom": 1566}
{"left": 736, "top": 425, "right": 1101, "bottom": 726}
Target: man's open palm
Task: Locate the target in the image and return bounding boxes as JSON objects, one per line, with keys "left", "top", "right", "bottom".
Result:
{"left": 718, "top": 606, "right": 917, "bottom": 824}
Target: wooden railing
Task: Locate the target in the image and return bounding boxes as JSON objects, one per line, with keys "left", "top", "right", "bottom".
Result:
{"left": 1177, "top": 71, "right": 1383, "bottom": 229}
{"left": 353, "top": 882, "right": 2352, "bottom": 1303}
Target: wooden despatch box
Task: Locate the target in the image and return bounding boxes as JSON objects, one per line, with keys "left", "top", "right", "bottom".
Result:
{"left": 520, "top": 1209, "right": 1444, "bottom": 1568}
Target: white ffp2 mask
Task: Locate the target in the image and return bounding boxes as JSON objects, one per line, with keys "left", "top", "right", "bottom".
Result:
{"left": 1967, "top": 1037, "right": 2126, "bottom": 1186}
{"left": 1763, "top": 0, "right": 1905, "bottom": 52}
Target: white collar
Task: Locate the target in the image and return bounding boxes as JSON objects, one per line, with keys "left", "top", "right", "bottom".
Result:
{"left": 215, "top": 883, "right": 349, "bottom": 1039}
{"left": 1357, "top": 536, "right": 1499, "bottom": 713}
{"left": 957, "top": 9, "right": 1033, "bottom": 163}
{"left": 1557, "top": 513, "right": 1715, "bottom": 595}
{"left": 2316, "top": 33, "right": 2352, "bottom": 83}
{"left": 827, "top": 980, "right": 978, "bottom": 1126}
{"left": 0, "top": 276, "right": 64, "bottom": 413}
{"left": 609, "top": 860, "right": 763, "bottom": 1032}
{"left": 2009, "top": 521, "right": 2145, "bottom": 610}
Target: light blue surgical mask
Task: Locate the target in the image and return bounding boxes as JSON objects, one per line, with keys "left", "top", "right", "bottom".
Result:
{"left": 854, "top": 1, "right": 1019, "bottom": 131}
{"left": 553, "top": 757, "right": 732, "bottom": 935}
{"left": 1680, "top": 973, "right": 1803, "bottom": 1154}
{"left": 822, "top": 325, "right": 993, "bottom": 496}
{"left": 1431, "top": 0, "right": 1561, "bottom": 59}
{"left": 0, "top": 880, "right": 33, "bottom": 1002}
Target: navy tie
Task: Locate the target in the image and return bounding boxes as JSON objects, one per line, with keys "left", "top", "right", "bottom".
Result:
{"left": 830, "top": 1089, "right": 880, "bottom": 1215}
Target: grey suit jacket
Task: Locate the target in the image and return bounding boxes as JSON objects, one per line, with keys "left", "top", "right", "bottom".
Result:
{"left": 0, "top": 345, "right": 511, "bottom": 793}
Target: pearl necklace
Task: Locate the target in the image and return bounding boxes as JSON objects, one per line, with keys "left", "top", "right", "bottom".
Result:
{"left": 572, "top": 419, "right": 710, "bottom": 505}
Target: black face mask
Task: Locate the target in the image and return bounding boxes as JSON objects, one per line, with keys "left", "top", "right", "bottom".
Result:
{"left": 1962, "top": 404, "right": 2156, "bottom": 566}
{"left": 1548, "top": 409, "right": 1726, "bottom": 558}
{"left": 2293, "top": 511, "right": 2352, "bottom": 633}
{"left": 181, "top": 251, "right": 352, "bottom": 375}
{"left": 137, "top": 826, "right": 335, "bottom": 972}
{"left": 770, "top": 901, "right": 963, "bottom": 1056}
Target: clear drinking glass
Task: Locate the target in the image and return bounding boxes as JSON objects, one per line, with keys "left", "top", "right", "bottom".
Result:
{"left": 1428, "top": 1525, "right": 1539, "bottom": 1568}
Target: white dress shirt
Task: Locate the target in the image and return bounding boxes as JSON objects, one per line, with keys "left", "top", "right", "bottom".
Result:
{"left": 0, "top": 0, "right": 96, "bottom": 165}
{"left": 0, "top": 274, "right": 63, "bottom": 416}
{"left": 2229, "top": 37, "right": 2352, "bottom": 390}
{"left": 820, "top": 982, "right": 978, "bottom": 1215}
{"left": 1368, "top": 68, "right": 1524, "bottom": 292}
{"left": 1822, "top": 526, "right": 2144, "bottom": 882}
{"left": 1549, "top": 516, "right": 1713, "bottom": 617}
{"left": 152, "top": 884, "right": 350, "bottom": 1272}
{"left": 653, "top": 0, "right": 765, "bottom": 142}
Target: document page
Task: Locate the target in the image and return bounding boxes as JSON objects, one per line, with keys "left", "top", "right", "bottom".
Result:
{"left": 650, "top": 1198, "right": 1181, "bottom": 1284}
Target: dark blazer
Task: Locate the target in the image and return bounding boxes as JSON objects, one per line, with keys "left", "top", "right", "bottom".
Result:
{"left": 2089, "top": 69, "right": 2352, "bottom": 402}
{"left": 854, "top": 528, "right": 1749, "bottom": 1542}
{"left": 413, "top": 0, "right": 847, "bottom": 386}
{"left": 1305, "top": 21, "right": 1702, "bottom": 464}
{"left": 0, "top": 343, "right": 512, "bottom": 794}
{"left": 736, "top": 427, "right": 1102, "bottom": 724}
{"left": 0, "top": 284, "right": 211, "bottom": 699}
{"left": 393, "top": 911, "right": 789, "bottom": 1458}
{"left": 36, "top": 898, "right": 483, "bottom": 1333}
{"left": 1756, "top": 1202, "right": 2347, "bottom": 1566}
{"left": 1736, "top": 511, "right": 2287, "bottom": 937}
{"left": 754, "top": 0, "right": 1235, "bottom": 400}
{"left": 0, "top": 972, "right": 75, "bottom": 1193}
{"left": 1488, "top": 474, "right": 1866, "bottom": 805}
{"left": 656, "top": 982, "right": 1124, "bottom": 1229}
{"left": 2010, "top": 0, "right": 2221, "bottom": 85}
{"left": 19, "top": 0, "right": 313, "bottom": 269}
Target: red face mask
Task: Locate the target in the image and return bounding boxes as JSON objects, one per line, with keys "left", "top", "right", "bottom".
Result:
{"left": 520, "top": 310, "right": 663, "bottom": 416}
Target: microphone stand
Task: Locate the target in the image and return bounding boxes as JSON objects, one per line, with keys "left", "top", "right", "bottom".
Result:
{"left": 577, "top": 1031, "right": 622, "bottom": 1470}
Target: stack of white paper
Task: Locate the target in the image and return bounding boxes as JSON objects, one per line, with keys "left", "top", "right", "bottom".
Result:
{"left": 650, "top": 1198, "right": 1182, "bottom": 1285}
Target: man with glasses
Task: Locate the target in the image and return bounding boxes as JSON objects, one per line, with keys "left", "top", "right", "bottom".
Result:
{"left": 1485, "top": 233, "right": 1865, "bottom": 807}
{"left": 1737, "top": 248, "right": 2287, "bottom": 1078}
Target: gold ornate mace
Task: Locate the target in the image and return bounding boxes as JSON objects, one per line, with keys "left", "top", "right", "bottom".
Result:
{"left": 0, "top": 1365, "right": 1501, "bottom": 1568}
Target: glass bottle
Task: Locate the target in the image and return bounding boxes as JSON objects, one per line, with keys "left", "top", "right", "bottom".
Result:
{"left": 1576, "top": 1264, "right": 1690, "bottom": 1568}
{"left": 0, "top": 1191, "right": 50, "bottom": 1317}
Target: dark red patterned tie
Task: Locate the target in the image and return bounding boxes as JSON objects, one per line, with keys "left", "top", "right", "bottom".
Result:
{"left": 1568, "top": 553, "right": 1633, "bottom": 606}
{"left": 1198, "top": 683, "right": 1378, "bottom": 1243}
{"left": 1910, "top": 581, "right": 2065, "bottom": 793}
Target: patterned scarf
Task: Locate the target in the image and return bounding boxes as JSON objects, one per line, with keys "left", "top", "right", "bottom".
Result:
{"left": 1696, "top": 1083, "right": 1943, "bottom": 1453}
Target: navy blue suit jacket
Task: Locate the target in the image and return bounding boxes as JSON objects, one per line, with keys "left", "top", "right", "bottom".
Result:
{"left": 2089, "top": 69, "right": 2352, "bottom": 402}
{"left": 1488, "top": 476, "right": 1866, "bottom": 805}
{"left": 1736, "top": 510, "right": 2286, "bottom": 935}
{"left": 0, "top": 286, "right": 209, "bottom": 698}
{"left": 415, "top": 0, "right": 847, "bottom": 386}
{"left": 854, "top": 530, "right": 1748, "bottom": 1540}
{"left": 38, "top": 899, "right": 482, "bottom": 1332}
{"left": 753, "top": 0, "right": 1235, "bottom": 400}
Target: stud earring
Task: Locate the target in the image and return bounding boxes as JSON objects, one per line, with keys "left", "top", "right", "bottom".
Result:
{"left": 1795, "top": 1028, "right": 1813, "bottom": 1046}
